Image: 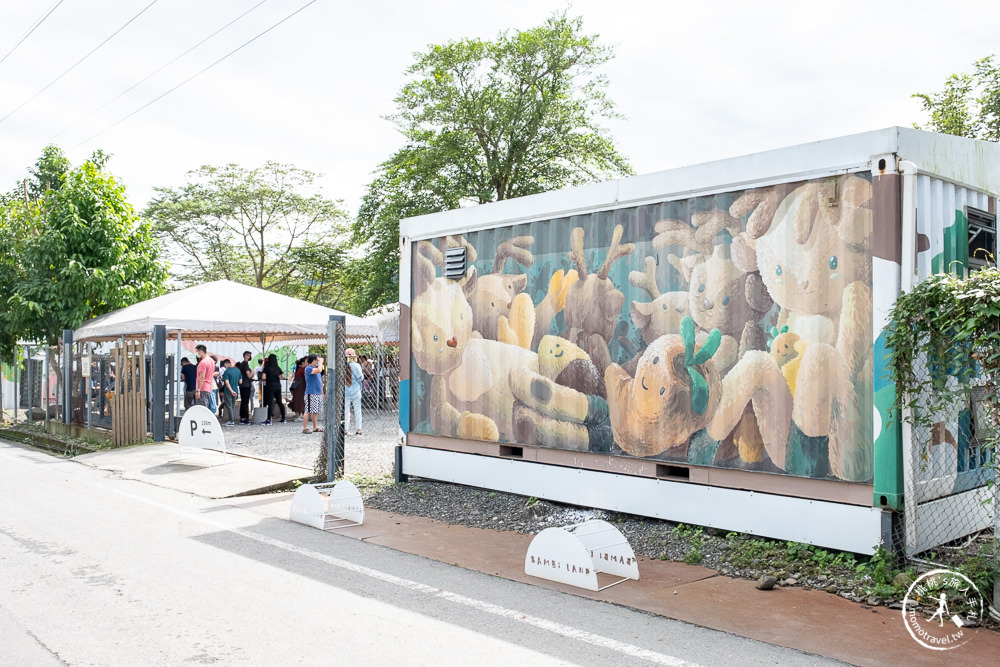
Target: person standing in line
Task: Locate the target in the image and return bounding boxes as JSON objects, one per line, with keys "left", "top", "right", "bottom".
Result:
{"left": 345, "top": 348, "right": 364, "bottom": 435}
{"left": 359, "top": 354, "right": 375, "bottom": 405}
{"left": 180, "top": 357, "right": 197, "bottom": 409}
{"left": 236, "top": 350, "right": 254, "bottom": 424}
{"left": 255, "top": 358, "right": 265, "bottom": 406}
{"left": 261, "top": 353, "right": 286, "bottom": 425}
{"left": 221, "top": 359, "right": 242, "bottom": 426}
{"left": 303, "top": 354, "right": 324, "bottom": 434}
{"left": 194, "top": 345, "right": 215, "bottom": 408}
{"left": 212, "top": 356, "right": 224, "bottom": 418}
{"left": 289, "top": 357, "right": 306, "bottom": 421}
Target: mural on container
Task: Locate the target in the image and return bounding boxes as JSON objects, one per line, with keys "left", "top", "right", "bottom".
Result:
{"left": 409, "top": 174, "right": 875, "bottom": 482}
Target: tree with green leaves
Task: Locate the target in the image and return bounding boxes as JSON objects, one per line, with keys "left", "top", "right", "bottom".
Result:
{"left": 913, "top": 55, "right": 1000, "bottom": 141}
{"left": 146, "top": 162, "right": 352, "bottom": 309}
{"left": 351, "top": 10, "right": 632, "bottom": 312}
{"left": 0, "top": 146, "right": 167, "bottom": 359}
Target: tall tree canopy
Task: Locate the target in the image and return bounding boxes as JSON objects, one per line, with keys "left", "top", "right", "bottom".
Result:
{"left": 146, "top": 162, "right": 353, "bottom": 309}
{"left": 0, "top": 146, "right": 167, "bottom": 358}
{"left": 352, "top": 10, "right": 632, "bottom": 312}
{"left": 913, "top": 55, "right": 1000, "bottom": 142}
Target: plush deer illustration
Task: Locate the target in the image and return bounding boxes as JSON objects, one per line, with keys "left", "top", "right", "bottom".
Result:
{"left": 561, "top": 225, "right": 634, "bottom": 370}
{"left": 628, "top": 256, "right": 690, "bottom": 346}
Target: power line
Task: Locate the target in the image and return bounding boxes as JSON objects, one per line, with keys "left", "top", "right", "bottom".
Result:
{"left": 0, "top": 0, "right": 66, "bottom": 68}
{"left": 75, "top": 0, "right": 318, "bottom": 148}
{"left": 53, "top": 0, "right": 270, "bottom": 141}
{"left": 0, "top": 0, "right": 159, "bottom": 125}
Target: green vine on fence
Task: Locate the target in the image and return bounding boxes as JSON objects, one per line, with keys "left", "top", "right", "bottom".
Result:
{"left": 886, "top": 268, "right": 1000, "bottom": 479}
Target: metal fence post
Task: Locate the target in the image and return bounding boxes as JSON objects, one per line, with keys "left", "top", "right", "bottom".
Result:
{"left": 152, "top": 325, "right": 166, "bottom": 442}
{"left": 326, "top": 315, "right": 346, "bottom": 481}
{"left": 13, "top": 344, "right": 18, "bottom": 424}
{"left": 994, "top": 474, "right": 999, "bottom": 609}
{"left": 84, "top": 343, "right": 92, "bottom": 430}
{"left": 61, "top": 330, "right": 73, "bottom": 424}
{"left": 26, "top": 345, "right": 33, "bottom": 424}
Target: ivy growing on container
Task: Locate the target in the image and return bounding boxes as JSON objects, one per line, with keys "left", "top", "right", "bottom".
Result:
{"left": 886, "top": 267, "right": 1000, "bottom": 489}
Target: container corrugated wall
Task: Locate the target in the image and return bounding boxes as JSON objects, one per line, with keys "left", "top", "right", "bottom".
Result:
{"left": 915, "top": 175, "right": 991, "bottom": 278}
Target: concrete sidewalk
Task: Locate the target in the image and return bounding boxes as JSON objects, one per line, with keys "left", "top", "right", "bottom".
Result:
{"left": 229, "top": 491, "right": 1000, "bottom": 667}
{"left": 73, "top": 444, "right": 314, "bottom": 498}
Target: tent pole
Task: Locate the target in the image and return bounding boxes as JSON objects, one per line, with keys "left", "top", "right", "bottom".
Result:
{"left": 176, "top": 331, "right": 183, "bottom": 422}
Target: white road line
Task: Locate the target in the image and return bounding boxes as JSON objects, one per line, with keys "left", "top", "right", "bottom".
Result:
{"left": 106, "top": 485, "right": 697, "bottom": 667}
{"left": 0, "top": 444, "right": 697, "bottom": 666}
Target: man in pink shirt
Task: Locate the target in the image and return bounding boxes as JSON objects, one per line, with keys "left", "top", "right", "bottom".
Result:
{"left": 194, "top": 344, "right": 215, "bottom": 408}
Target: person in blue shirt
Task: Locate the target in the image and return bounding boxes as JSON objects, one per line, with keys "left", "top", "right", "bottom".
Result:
{"left": 221, "top": 359, "right": 243, "bottom": 426}
{"left": 179, "top": 357, "right": 197, "bottom": 409}
{"left": 303, "top": 354, "right": 325, "bottom": 434}
{"left": 344, "top": 348, "right": 364, "bottom": 435}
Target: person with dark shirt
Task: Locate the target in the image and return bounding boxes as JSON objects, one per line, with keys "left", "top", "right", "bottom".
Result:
{"left": 180, "top": 357, "right": 197, "bottom": 409}
{"left": 261, "top": 354, "right": 286, "bottom": 425}
{"left": 289, "top": 357, "right": 306, "bottom": 421}
{"left": 236, "top": 350, "right": 254, "bottom": 424}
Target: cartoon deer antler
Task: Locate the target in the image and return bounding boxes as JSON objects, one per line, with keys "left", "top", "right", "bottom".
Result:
{"left": 629, "top": 256, "right": 661, "bottom": 299}
{"left": 597, "top": 224, "right": 634, "bottom": 281}
{"left": 651, "top": 219, "right": 695, "bottom": 252}
{"left": 493, "top": 236, "right": 535, "bottom": 273}
{"left": 414, "top": 241, "right": 442, "bottom": 294}
{"left": 691, "top": 210, "right": 743, "bottom": 249}
{"left": 568, "top": 227, "right": 588, "bottom": 278}
{"left": 730, "top": 183, "right": 796, "bottom": 239}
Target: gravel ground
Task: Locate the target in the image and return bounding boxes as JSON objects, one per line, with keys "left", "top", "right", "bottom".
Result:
{"left": 222, "top": 409, "right": 400, "bottom": 477}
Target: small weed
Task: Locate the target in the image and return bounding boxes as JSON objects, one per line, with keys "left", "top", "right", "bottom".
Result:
{"left": 672, "top": 524, "right": 705, "bottom": 565}
{"left": 344, "top": 473, "right": 394, "bottom": 492}
{"left": 526, "top": 496, "right": 538, "bottom": 507}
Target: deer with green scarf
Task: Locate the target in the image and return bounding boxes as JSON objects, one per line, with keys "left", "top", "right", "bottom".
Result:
{"left": 604, "top": 316, "right": 723, "bottom": 458}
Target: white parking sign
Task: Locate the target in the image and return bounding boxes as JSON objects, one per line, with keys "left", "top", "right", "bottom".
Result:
{"left": 178, "top": 405, "right": 226, "bottom": 454}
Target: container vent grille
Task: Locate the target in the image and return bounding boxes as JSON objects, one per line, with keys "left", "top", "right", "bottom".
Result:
{"left": 444, "top": 246, "right": 467, "bottom": 279}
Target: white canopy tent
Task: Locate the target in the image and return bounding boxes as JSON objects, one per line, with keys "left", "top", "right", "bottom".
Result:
{"left": 362, "top": 302, "right": 399, "bottom": 344}
{"left": 74, "top": 280, "right": 378, "bottom": 343}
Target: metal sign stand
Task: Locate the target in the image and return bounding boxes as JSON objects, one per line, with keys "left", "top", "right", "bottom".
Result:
{"left": 524, "top": 519, "right": 639, "bottom": 591}
{"left": 290, "top": 480, "right": 365, "bottom": 531}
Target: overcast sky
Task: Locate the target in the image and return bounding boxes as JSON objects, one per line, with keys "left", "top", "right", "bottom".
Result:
{"left": 1, "top": 0, "right": 998, "bottom": 216}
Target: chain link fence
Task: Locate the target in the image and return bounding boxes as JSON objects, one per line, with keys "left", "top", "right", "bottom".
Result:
{"left": 0, "top": 344, "right": 63, "bottom": 427}
{"left": 900, "top": 348, "right": 997, "bottom": 609}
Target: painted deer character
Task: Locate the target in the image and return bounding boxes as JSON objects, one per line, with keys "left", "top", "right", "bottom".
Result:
{"left": 629, "top": 255, "right": 690, "bottom": 346}
{"left": 605, "top": 317, "right": 723, "bottom": 457}
{"left": 466, "top": 236, "right": 534, "bottom": 341}
{"left": 559, "top": 224, "right": 634, "bottom": 373}
{"left": 411, "top": 237, "right": 597, "bottom": 451}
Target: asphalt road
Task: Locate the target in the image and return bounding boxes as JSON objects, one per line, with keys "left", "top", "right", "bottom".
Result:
{"left": 0, "top": 440, "right": 845, "bottom": 666}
